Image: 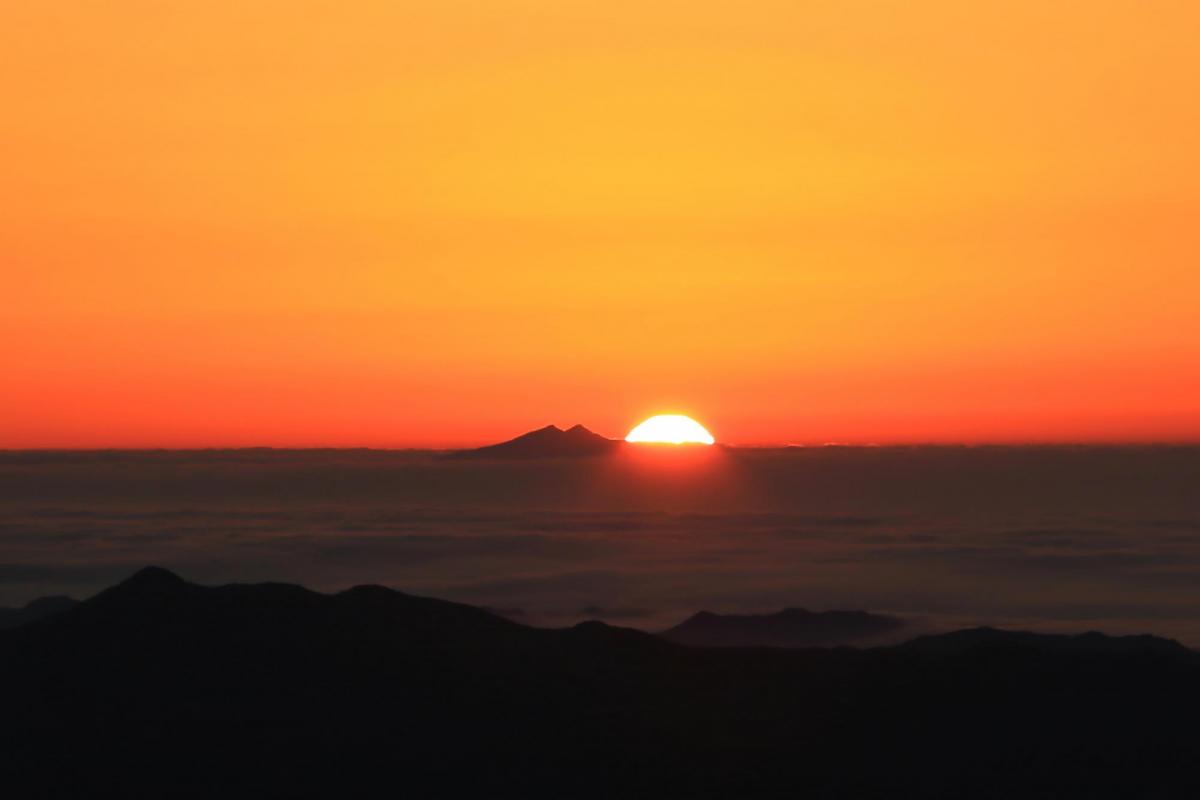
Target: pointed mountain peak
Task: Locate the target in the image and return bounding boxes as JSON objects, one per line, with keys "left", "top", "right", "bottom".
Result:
{"left": 129, "top": 565, "right": 186, "bottom": 583}
{"left": 82, "top": 566, "right": 196, "bottom": 612}
{"left": 112, "top": 566, "right": 189, "bottom": 595}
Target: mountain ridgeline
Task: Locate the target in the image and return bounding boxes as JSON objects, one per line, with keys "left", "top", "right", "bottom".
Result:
{"left": 0, "top": 595, "right": 78, "bottom": 629}
{"left": 3, "top": 569, "right": 1199, "bottom": 797}
{"left": 661, "top": 607, "right": 906, "bottom": 648}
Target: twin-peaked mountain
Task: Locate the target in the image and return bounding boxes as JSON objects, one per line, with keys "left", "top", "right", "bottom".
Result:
{"left": 448, "top": 423, "right": 624, "bottom": 459}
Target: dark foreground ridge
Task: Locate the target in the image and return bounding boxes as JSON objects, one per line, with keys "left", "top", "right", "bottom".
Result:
{"left": 3, "top": 568, "right": 1199, "bottom": 798}
{"left": 662, "top": 607, "right": 906, "bottom": 648}
{"left": 447, "top": 423, "right": 624, "bottom": 459}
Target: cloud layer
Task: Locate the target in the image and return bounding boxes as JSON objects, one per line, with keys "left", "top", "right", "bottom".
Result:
{"left": 2, "top": 447, "right": 1199, "bottom": 642}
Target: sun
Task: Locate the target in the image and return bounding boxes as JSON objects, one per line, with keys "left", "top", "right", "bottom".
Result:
{"left": 625, "top": 414, "right": 715, "bottom": 445}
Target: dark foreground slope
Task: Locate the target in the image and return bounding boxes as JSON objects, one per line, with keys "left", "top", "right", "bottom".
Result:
{"left": 3, "top": 570, "right": 1199, "bottom": 799}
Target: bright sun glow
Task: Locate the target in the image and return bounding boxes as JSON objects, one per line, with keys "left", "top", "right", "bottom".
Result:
{"left": 625, "top": 414, "right": 715, "bottom": 445}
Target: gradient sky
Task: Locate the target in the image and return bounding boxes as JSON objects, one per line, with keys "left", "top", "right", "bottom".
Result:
{"left": 3, "top": 1, "right": 1198, "bottom": 447}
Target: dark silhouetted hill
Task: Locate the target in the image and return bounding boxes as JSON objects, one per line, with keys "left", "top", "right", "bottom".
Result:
{"left": 3, "top": 568, "right": 1199, "bottom": 798}
{"left": 899, "top": 625, "right": 1191, "bottom": 656}
{"left": 448, "top": 424, "right": 623, "bottom": 459}
{"left": 0, "top": 595, "right": 78, "bottom": 629}
{"left": 661, "top": 607, "right": 905, "bottom": 648}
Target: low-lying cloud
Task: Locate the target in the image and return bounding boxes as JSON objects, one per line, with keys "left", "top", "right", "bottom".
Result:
{"left": 2, "top": 448, "right": 1199, "bottom": 642}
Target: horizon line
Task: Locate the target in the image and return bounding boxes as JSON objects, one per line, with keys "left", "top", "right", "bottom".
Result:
{"left": 5, "top": 440, "right": 1200, "bottom": 453}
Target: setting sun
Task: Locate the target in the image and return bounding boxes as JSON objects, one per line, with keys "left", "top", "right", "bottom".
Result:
{"left": 625, "top": 415, "right": 715, "bottom": 445}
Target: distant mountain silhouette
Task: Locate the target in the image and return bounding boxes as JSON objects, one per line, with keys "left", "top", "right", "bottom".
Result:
{"left": 448, "top": 424, "right": 624, "bottom": 459}
{"left": 898, "top": 625, "right": 1190, "bottom": 656}
{"left": 0, "top": 595, "right": 78, "bottom": 630}
{"left": 661, "top": 607, "right": 905, "bottom": 648}
{"left": 3, "top": 568, "right": 1200, "bottom": 798}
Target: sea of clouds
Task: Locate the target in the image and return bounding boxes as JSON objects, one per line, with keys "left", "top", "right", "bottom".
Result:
{"left": 2, "top": 447, "right": 1198, "bottom": 643}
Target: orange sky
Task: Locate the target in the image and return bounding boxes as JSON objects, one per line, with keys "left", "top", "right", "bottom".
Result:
{"left": 3, "top": 1, "right": 1199, "bottom": 447}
